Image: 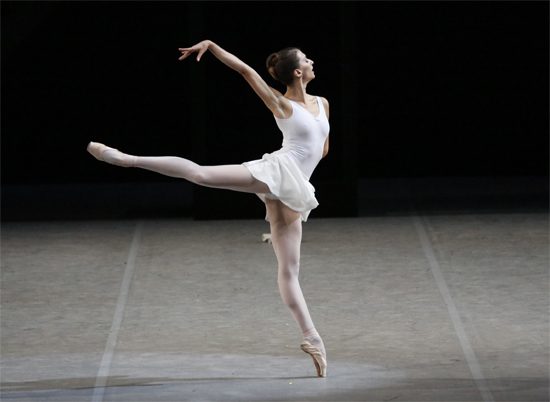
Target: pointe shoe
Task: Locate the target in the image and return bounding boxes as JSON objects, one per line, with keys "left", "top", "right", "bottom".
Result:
{"left": 87, "top": 142, "right": 136, "bottom": 167}
{"left": 301, "top": 340, "right": 327, "bottom": 377}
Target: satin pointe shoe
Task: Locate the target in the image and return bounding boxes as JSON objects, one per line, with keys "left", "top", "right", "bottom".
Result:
{"left": 301, "top": 340, "right": 327, "bottom": 377}
{"left": 87, "top": 142, "right": 136, "bottom": 167}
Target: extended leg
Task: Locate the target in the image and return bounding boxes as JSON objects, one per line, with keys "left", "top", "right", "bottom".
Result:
{"left": 135, "top": 157, "right": 271, "bottom": 193}
{"left": 265, "top": 198, "right": 326, "bottom": 375}
{"left": 87, "top": 142, "right": 270, "bottom": 194}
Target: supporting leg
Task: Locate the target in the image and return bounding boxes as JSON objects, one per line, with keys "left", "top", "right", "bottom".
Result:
{"left": 265, "top": 198, "right": 326, "bottom": 374}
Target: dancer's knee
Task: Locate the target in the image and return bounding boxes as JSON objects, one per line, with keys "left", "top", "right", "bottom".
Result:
{"left": 187, "top": 167, "right": 208, "bottom": 185}
{"left": 278, "top": 262, "right": 300, "bottom": 280}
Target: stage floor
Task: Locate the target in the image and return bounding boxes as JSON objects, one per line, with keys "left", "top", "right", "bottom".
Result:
{"left": 1, "top": 213, "right": 548, "bottom": 401}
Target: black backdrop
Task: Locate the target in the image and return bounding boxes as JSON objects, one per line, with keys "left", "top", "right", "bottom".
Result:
{"left": 2, "top": 1, "right": 548, "bottom": 219}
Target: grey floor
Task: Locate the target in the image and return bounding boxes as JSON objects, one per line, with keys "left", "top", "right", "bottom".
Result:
{"left": 1, "top": 213, "right": 548, "bottom": 401}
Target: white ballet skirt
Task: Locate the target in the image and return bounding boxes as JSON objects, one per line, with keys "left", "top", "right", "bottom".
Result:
{"left": 243, "top": 152, "right": 319, "bottom": 222}
{"left": 242, "top": 96, "right": 330, "bottom": 223}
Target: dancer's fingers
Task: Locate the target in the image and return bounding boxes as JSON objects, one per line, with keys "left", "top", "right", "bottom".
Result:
{"left": 178, "top": 44, "right": 207, "bottom": 62}
{"left": 179, "top": 46, "right": 205, "bottom": 61}
{"left": 196, "top": 48, "right": 207, "bottom": 62}
{"left": 178, "top": 50, "right": 195, "bottom": 61}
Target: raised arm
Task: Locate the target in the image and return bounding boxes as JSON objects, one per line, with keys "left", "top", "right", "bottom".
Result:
{"left": 179, "top": 40, "right": 288, "bottom": 118}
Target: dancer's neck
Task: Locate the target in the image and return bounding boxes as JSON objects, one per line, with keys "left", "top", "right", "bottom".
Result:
{"left": 285, "top": 82, "right": 309, "bottom": 104}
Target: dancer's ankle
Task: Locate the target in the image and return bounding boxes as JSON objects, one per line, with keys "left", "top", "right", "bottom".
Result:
{"left": 302, "top": 327, "right": 319, "bottom": 340}
{"left": 303, "top": 327, "right": 326, "bottom": 357}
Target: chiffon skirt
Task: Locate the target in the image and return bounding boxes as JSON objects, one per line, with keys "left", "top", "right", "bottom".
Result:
{"left": 242, "top": 152, "right": 319, "bottom": 222}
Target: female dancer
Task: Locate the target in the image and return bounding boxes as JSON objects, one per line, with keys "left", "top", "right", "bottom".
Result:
{"left": 87, "top": 40, "right": 329, "bottom": 377}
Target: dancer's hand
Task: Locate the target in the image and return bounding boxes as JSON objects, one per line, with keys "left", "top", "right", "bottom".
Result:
{"left": 178, "top": 40, "right": 211, "bottom": 62}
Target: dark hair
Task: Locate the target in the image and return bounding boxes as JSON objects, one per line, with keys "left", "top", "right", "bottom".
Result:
{"left": 266, "top": 47, "right": 301, "bottom": 87}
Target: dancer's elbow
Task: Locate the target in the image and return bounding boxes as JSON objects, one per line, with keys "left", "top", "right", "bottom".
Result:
{"left": 240, "top": 65, "right": 256, "bottom": 77}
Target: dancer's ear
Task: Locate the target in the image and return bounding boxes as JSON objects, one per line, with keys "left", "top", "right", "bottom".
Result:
{"left": 294, "top": 69, "right": 303, "bottom": 78}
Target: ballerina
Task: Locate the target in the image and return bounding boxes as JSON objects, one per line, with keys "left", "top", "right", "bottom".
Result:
{"left": 88, "top": 40, "right": 329, "bottom": 377}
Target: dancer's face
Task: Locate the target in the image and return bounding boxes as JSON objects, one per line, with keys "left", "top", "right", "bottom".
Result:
{"left": 295, "top": 51, "right": 315, "bottom": 82}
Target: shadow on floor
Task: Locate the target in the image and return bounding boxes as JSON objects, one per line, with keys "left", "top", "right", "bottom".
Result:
{"left": 1, "top": 375, "right": 548, "bottom": 401}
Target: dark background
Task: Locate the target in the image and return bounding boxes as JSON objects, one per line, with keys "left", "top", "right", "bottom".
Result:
{"left": 2, "top": 1, "right": 548, "bottom": 221}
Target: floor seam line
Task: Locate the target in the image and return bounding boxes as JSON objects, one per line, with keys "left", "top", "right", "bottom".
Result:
{"left": 92, "top": 220, "right": 144, "bottom": 402}
{"left": 412, "top": 215, "right": 495, "bottom": 402}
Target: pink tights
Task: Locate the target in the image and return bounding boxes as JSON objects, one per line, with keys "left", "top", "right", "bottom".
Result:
{"left": 265, "top": 198, "right": 326, "bottom": 357}
{"left": 100, "top": 149, "right": 326, "bottom": 357}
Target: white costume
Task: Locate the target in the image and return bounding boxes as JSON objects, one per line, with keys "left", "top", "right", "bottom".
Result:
{"left": 243, "top": 96, "right": 330, "bottom": 221}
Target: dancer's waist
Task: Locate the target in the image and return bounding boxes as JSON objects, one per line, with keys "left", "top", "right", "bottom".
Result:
{"left": 271, "top": 148, "right": 319, "bottom": 180}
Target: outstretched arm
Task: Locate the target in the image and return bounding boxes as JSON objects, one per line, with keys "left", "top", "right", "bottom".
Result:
{"left": 179, "top": 40, "right": 287, "bottom": 118}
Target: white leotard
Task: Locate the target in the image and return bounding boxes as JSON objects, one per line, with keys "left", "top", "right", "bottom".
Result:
{"left": 272, "top": 97, "right": 330, "bottom": 179}
{"left": 242, "top": 96, "right": 330, "bottom": 221}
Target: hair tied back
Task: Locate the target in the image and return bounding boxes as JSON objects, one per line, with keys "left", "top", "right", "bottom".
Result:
{"left": 266, "top": 47, "right": 300, "bottom": 86}
{"left": 266, "top": 52, "right": 280, "bottom": 80}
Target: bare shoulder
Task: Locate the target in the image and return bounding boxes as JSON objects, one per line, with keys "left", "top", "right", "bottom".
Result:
{"left": 319, "top": 96, "right": 330, "bottom": 118}
{"left": 318, "top": 96, "right": 329, "bottom": 107}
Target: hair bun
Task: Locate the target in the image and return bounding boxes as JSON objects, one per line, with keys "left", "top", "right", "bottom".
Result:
{"left": 267, "top": 52, "right": 280, "bottom": 67}
{"left": 268, "top": 66, "right": 278, "bottom": 80}
{"left": 265, "top": 47, "right": 300, "bottom": 86}
{"left": 266, "top": 52, "right": 280, "bottom": 80}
